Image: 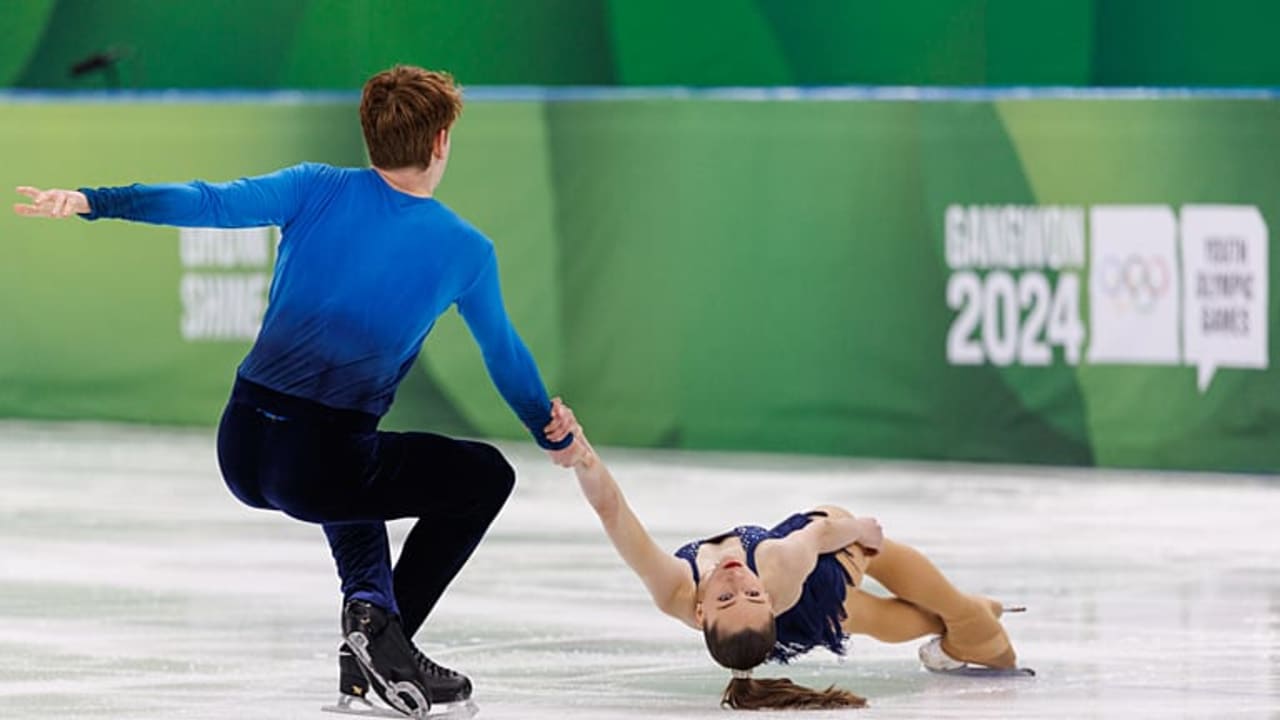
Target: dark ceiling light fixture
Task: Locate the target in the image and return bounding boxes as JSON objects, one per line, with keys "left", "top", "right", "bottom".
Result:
{"left": 69, "top": 46, "right": 134, "bottom": 88}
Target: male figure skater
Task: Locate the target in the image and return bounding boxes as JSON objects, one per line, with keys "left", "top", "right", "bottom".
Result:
{"left": 13, "top": 65, "right": 575, "bottom": 719}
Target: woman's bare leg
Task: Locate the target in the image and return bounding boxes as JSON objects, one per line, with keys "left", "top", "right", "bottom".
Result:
{"left": 842, "top": 588, "right": 943, "bottom": 642}
{"left": 860, "top": 539, "right": 1016, "bottom": 668}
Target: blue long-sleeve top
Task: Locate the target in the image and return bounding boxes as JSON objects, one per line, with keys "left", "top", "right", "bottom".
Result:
{"left": 80, "top": 163, "right": 568, "bottom": 449}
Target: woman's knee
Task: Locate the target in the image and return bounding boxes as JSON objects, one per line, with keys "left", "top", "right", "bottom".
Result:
{"left": 813, "top": 504, "right": 854, "bottom": 519}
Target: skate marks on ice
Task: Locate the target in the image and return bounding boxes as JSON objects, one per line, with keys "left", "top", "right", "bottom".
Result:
{"left": 3, "top": 422, "right": 1280, "bottom": 718}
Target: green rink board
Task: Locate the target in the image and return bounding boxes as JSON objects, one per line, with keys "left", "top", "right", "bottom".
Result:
{"left": 1, "top": 97, "right": 1277, "bottom": 472}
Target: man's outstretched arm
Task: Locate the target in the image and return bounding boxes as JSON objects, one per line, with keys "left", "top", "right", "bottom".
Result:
{"left": 12, "top": 163, "right": 312, "bottom": 228}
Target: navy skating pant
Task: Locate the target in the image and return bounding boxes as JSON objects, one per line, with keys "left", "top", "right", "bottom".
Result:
{"left": 216, "top": 377, "right": 515, "bottom": 638}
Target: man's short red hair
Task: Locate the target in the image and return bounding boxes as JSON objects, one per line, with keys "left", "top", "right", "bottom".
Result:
{"left": 359, "top": 66, "right": 462, "bottom": 170}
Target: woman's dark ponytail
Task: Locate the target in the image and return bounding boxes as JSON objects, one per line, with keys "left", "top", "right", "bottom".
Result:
{"left": 705, "top": 622, "right": 866, "bottom": 709}
{"left": 721, "top": 676, "right": 867, "bottom": 710}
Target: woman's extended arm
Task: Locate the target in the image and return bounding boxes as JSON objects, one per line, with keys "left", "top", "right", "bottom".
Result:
{"left": 568, "top": 428, "right": 698, "bottom": 627}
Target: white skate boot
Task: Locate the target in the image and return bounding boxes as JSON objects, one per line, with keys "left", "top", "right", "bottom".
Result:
{"left": 918, "top": 636, "right": 1036, "bottom": 677}
{"left": 918, "top": 636, "right": 967, "bottom": 671}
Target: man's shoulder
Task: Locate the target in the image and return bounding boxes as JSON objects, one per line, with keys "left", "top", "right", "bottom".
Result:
{"left": 432, "top": 203, "right": 493, "bottom": 250}
{"left": 287, "top": 162, "right": 362, "bottom": 181}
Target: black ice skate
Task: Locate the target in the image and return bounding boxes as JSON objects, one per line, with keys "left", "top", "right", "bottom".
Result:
{"left": 335, "top": 600, "right": 433, "bottom": 719}
{"left": 323, "top": 611, "right": 478, "bottom": 719}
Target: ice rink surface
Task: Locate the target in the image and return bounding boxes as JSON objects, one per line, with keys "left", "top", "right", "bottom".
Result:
{"left": 1, "top": 420, "right": 1278, "bottom": 719}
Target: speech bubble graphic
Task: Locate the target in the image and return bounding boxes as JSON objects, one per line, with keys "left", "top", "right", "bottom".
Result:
{"left": 1087, "top": 206, "right": 1181, "bottom": 365}
{"left": 1180, "top": 206, "right": 1269, "bottom": 392}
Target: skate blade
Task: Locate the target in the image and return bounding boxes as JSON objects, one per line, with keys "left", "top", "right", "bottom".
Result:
{"left": 322, "top": 695, "right": 479, "bottom": 719}
{"left": 323, "top": 694, "right": 406, "bottom": 718}
{"left": 926, "top": 665, "right": 1036, "bottom": 678}
{"left": 433, "top": 700, "right": 479, "bottom": 719}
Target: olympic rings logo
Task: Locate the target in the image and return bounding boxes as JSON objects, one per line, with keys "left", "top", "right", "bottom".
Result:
{"left": 1097, "top": 254, "right": 1171, "bottom": 313}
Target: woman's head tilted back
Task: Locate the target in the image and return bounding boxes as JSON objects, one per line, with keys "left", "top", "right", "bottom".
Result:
{"left": 696, "top": 559, "right": 775, "bottom": 653}
{"left": 359, "top": 65, "right": 462, "bottom": 171}
{"left": 696, "top": 561, "right": 867, "bottom": 710}
{"left": 703, "top": 619, "right": 776, "bottom": 671}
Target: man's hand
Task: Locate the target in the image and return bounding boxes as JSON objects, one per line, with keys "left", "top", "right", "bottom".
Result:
{"left": 13, "top": 186, "right": 90, "bottom": 218}
{"left": 545, "top": 398, "right": 592, "bottom": 468}
{"left": 544, "top": 397, "right": 576, "bottom": 444}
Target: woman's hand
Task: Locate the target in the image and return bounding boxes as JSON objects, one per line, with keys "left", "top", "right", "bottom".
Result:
{"left": 851, "top": 516, "right": 883, "bottom": 555}
{"left": 13, "top": 187, "right": 90, "bottom": 218}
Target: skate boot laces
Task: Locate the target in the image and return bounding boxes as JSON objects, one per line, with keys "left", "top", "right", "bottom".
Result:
{"left": 411, "top": 646, "right": 461, "bottom": 679}
{"left": 408, "top": 644, "right": 472, "bottom": 703}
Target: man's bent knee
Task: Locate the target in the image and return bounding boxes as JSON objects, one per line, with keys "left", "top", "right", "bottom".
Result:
{"left": 473, "top": 442, "right": 516, "bottom": 506}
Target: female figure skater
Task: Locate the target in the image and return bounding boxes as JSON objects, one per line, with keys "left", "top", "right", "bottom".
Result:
{"left": 552, "top": 402, "right": 1026, "bottom": 710}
